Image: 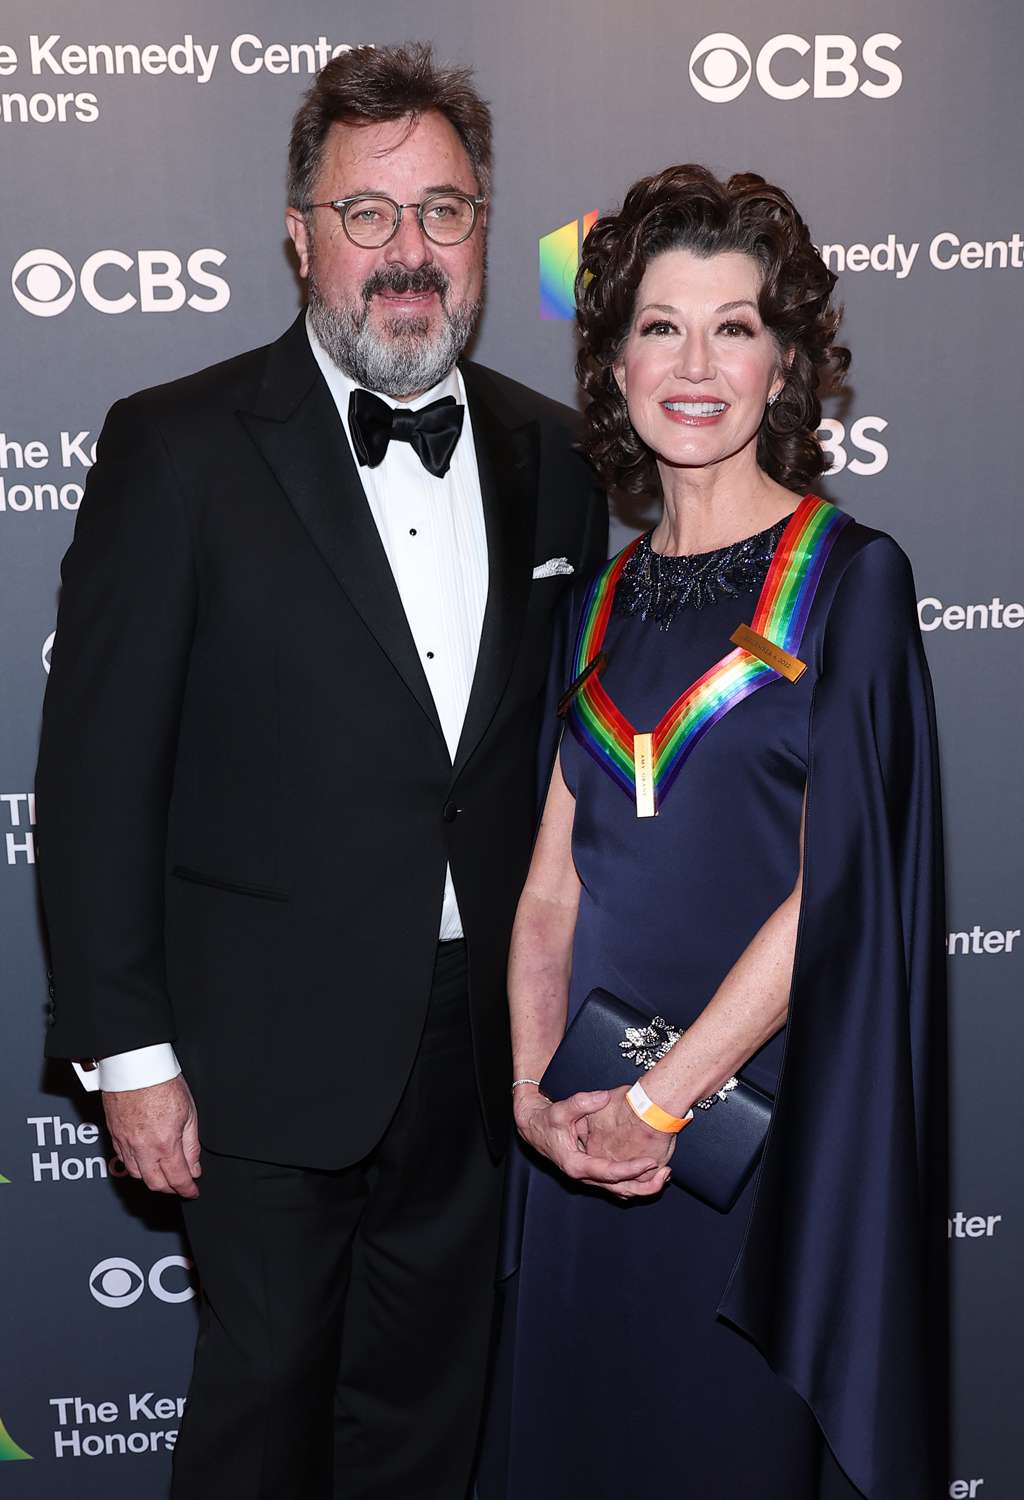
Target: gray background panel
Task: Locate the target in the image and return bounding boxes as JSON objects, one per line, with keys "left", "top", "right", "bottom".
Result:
{"left": 0, "top": 1, "right": 1019, "bottom": 1492}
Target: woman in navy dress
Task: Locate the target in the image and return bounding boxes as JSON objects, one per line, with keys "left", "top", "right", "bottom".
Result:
{"left": 479, "top": 167, "right": 946, "bottom": 1500}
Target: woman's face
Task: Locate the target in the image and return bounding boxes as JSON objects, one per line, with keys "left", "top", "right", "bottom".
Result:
{"left": 614, "top": 248, "right": 786, "bottom": 476}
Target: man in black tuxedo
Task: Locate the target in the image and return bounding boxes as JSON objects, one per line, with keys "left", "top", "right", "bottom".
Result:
{"left": 36, "top": 43, "right": 606, "bottom": 1500}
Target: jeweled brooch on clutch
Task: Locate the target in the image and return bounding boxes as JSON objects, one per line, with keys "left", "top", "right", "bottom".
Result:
{"left": 693, "top": 1076, "right": 739, "bottom": 1110}
{"left": 619, "top": 1016, "right": 681, "bottom": 1071}
{"left": 619, "top": 1017, "right": 740, "bottom": 1108}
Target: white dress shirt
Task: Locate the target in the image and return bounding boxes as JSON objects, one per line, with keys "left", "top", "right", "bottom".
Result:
{"left": 75, "top": 317, "right": 488, "bottom": 1094}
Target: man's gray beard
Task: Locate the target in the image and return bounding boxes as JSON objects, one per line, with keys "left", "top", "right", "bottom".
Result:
{"left": 308, "top": 280, "right": 481, "bottom": 399}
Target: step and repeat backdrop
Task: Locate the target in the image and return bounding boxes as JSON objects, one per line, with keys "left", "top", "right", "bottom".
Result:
{"left": 1, "top": 0, "right": 1020, "bottom": 1494}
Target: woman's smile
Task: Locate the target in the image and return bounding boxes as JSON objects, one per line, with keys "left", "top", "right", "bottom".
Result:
{"left": 659, "top": 396, "right": 731, "bottom": 425}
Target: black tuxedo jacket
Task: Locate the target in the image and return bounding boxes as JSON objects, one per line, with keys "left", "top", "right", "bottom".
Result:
{"left": 37, "top": 313, "right": 607, "bottom": 1167}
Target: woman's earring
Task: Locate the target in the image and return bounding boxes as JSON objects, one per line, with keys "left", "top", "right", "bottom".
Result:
{"left": 767, "top": 391, "right": 781, "bottom": 407}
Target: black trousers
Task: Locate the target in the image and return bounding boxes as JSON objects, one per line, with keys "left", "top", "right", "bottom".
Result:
{"left": 171, "top": 942, "right": 504, "bottom": 1500}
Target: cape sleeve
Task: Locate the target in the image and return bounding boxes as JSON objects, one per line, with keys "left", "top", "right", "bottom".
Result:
{"left": 718, "top": 534, "right": 948, "bottom": 1499}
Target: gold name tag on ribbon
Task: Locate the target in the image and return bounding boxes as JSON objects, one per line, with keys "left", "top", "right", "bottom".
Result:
{"left": 633, "top": 732, "right": 656, "bottom": 818}
{"left": 729, "top": 624, "right": 807, "bottom": 684}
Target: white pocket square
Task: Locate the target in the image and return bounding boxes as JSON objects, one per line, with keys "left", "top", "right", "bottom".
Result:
{"left": 532, "top": 557, "right": 574, "bottom": 579}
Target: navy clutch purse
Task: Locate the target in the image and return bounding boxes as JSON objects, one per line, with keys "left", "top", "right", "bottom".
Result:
{"left": 540, "top": 988, "right": 774, "bottom": 1213}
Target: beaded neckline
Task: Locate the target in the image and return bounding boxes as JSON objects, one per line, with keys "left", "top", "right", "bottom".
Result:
{"left": 612, "top": 516, "right": 788, "bottom": 630}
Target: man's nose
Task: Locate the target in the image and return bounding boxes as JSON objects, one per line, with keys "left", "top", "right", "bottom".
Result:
{"left": 383, "top": 207, "right": 432, "bottom": 270}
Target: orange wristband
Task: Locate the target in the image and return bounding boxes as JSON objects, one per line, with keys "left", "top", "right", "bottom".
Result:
{"left": 625, "top": 1081, "right": 693, "bottom": 1134}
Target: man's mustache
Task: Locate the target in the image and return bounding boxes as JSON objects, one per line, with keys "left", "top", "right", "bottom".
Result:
{"left": 361, "top": 265, "right": 450, "bottom": 302}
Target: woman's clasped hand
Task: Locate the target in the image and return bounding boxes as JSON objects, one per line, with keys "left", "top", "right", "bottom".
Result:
{"left": 513, "top": 1083, "right": 674, "bottom": 1199}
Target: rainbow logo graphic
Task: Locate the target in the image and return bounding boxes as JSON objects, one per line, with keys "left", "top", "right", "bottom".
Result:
{"left": 539, "top": 211, "right": 598, "bottom": 319}
{"left": 0, "top": 1417, "right": 33, "bottom": 1462}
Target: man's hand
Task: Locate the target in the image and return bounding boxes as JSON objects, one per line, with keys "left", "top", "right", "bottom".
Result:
{"left": 102, "top": 1075, "right": 201, "bottom": 1198}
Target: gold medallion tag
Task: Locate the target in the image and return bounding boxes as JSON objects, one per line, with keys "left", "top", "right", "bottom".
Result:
{"left": 730, "top": 623, "right": 807, "bottom": 683}
{"left": 633, "top": 732, "right": 656, "bottom": 818}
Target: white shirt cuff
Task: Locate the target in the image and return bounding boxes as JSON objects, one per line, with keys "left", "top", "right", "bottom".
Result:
{"left": 72, "top": 1044, "right": 181, "bottom": 1093}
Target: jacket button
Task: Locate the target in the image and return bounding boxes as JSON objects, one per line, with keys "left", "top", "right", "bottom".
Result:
{"left": 442, "top": 801, "right": 460, "bottom": 823}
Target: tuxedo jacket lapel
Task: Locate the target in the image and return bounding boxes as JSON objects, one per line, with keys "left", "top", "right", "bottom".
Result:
{"left": 453, "top": 363, "right": 538, "bottom": 780}
{"left": 239, "top": 316, "right": 445, "bottom": 745}
{"left": 238, "top": 323, "right": 538, "bottom": 772}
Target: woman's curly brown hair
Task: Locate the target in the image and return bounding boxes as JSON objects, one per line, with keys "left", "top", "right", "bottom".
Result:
{"left": 575, "top": 164, "right": 850, "bottom": 498}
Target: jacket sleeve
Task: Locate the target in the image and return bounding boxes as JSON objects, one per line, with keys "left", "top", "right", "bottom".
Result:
{"left": 719, "top": 535, "right": 948, "bottom": 1500}
{"left": 37, "top": 396, "right": 198, "bottom": 1059}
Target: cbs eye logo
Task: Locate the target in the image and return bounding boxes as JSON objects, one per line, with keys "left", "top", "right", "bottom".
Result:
{"left": 89, "top": 1254, "right": 197, "bottom": 1308}
{"left": 688, "top": 32, "right": 903, "bottom": 102}
{"left": 688, "top": 35, "right": 753, "bottom": 103}
{"left": 11, "top": 250, "right": 76, "bottom": 317}
{"left": 11, "top": 247, "right": 230, "bottom": 317}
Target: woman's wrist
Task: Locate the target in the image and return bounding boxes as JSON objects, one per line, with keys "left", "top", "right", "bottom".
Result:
{"left": 643, "top": 1050, "right": 708, "bottom": 1122}
{"left": 625, "top": 1080, "right": 693, "bottom": 1135}
{"left": 512, "top": 1079, "right": 545, "bottom": 1125}
{"left": 511, "top": 1077, "right": 543, "bottom": 1094}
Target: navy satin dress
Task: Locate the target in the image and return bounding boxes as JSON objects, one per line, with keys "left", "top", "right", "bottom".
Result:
{"left": 480, "top": 510, "right": 946, "bottom": 1500}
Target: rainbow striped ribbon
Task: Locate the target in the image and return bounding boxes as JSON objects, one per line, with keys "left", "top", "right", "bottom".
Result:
{"left": 566, "top": 495, "right": 850, "bottom": 814}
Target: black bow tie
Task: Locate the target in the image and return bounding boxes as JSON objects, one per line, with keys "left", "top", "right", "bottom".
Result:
{"left": 348, "top": 388, "right": 465, "bottom": 479}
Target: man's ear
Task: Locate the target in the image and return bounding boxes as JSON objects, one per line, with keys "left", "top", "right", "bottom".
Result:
{"left": 285, "top": 208, "right": 311, "bottom": 280}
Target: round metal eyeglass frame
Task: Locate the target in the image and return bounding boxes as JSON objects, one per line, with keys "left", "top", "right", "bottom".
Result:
{"left": 303, "top": 191, "right": 487, "bottom": 248}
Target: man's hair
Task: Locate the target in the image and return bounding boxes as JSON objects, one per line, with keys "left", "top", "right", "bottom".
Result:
{"left": 288, "top": 43, "right": 493, "bottom": 208}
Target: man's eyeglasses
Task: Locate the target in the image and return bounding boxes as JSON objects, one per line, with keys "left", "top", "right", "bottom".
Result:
{"left": 303, "top": 192, "right": 486, "bottom": 249}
